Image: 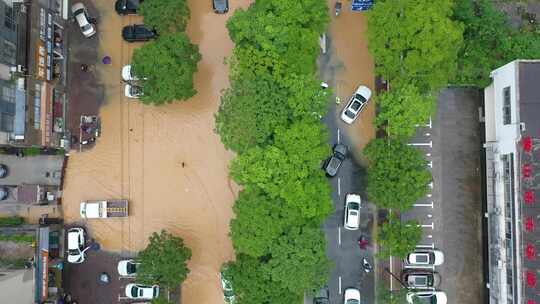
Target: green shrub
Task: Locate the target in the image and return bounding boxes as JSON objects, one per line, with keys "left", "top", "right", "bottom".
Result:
{"left": 0, "top": 216, "right": 24, "bottom": 227}
{"left": 0, "top": 234, "right": 35, "bottom": 244}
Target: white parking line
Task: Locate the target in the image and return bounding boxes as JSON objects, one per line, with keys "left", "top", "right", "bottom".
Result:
{"left": 390, "top": 256, "right": 394, "bottom": 290}
{"left": 425, "top": 132, "right": 431, "bottom": 136}
{"left": 413, "top": 202, "right": 434, "bottom": 208}
{"left": 426, "top": 153, "right": 431, "bottom": 157}
{"left": 428, "top": 182, "right": 434, "bottom": 189}
{"left": 337, "top": 178, "right": 341, "bottom": 196}
{"left": 428, "top": 234, "right": 433, "bottom": 238}
{"left": 428, "top": 117, "right": 432, "bottom": 129}
{"left": 339, "top": 276, "right": 342, "bottom": 294}
{"left": 428, "top": 161, "right": 433, "bottom": 168}
{"left": 404, "top": 265, "right": 435, "bottom": 270}
{"left": 408, "top": 141, "right": 432, "bottom": 148}
{"left": 338, "top": 226, "right": 341, "bottom": 246}
{"left": 428, "top": 214, "right": 433, "bottom": 218}
{"left": 416, "top": 243, "right": 435, "bottom": 249}
{"left": 421, "top": 223, "right": 434, "bottom": 229}
{"left": 427, "top": 193, "right": 432, "bottom": 198}
{"left": 337, "top": 128, "right": 341, "bottom": 144}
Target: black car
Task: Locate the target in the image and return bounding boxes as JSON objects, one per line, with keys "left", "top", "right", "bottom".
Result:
{"left": 313, "top": 286, "right": 329, "bottom": 304}
{"left": 212, "top": 0, "right": 229, "bottom": 14}
{"left": 401, "top": 270, "right": 441, "bottom": 289}
{"left": 322, "top": 144, "right": 348, "bottom": 177}
{"left": 122, "top": 24, "right": 157, "bottom": 42}
{"left": 115, "top": 0, "right": 142, "bottom": 15}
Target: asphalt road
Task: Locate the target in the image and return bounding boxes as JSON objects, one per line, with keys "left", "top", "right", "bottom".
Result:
{"left": 319, "top": 89, "right": 375, "bottom": 304}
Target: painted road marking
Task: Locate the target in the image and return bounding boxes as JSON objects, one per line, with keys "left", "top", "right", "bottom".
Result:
{"left": 338, "top": 178, "right": 341, "bottom": 196}
{"left": 337, "top": 128, "right": 341, "bottom": 144}
{"left": 414, "top": 202, "right": 434, "bottom": 208}
{"left": 427, "top": 193, "right": 432, "bottom": 198}
{"left": 425, "top": 132, "right": 431, "bottom": 136}
{"left": 428, "top": 234, "right": 433, "bottom": 238}
{"left": 404, "top": 265, "right": 435, "bottom": 270}
{"left": 428, "top": 214, "right": 433, "bottom": 218}
{"left": 408, "top": 141, "right": 432, "bottom": 148}
{"left": 428, "top": 182, "right": 434, "bottom": 189}
{"left": 416, "top": 243, "right": 435, "bottom": 249}
{"left": 339, "top": 276, "right": 342, "bottom": 294}
{"left": 390, "top": 256, "right": 394, "bottom": 290}
{"left": 426, "top": 153, "right": 431, "bottom": 157}
{"left": 421, "top": 223, "right": 434, "bottom": 229}
{"left": 428, "top": 161, "right": 433, "bottom": 168}
{"left": 428, "top": 117, "right": 432, "bottom": 129}
{"left": 338, "top": 226, "right": 341, "bottom": 246}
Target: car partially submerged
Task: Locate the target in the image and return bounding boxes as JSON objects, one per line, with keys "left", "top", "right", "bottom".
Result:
{"left": 125, "top": 84, "right": 143, "bottom": 99}
{"left": 343, "top": 288, "right": 360, "bottom": 304}
{"left": 122, "top": 24, "right": 157, "bottom": 42}
{"left": 115, "top": 0, "right": 143, "bottom": 15}
{"left": 401, "top": 270, "right": 441, "bottom": 289}
{"left": 340, "top": 85, "right": 371, "bottom": 124}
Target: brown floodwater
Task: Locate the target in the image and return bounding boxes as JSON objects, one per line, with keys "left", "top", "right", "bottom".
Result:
{"left": 62, "top": 0, "right": 252, "bottom": 303}
{"left": 328, "top": 0, "right": 376, "bottom": 157}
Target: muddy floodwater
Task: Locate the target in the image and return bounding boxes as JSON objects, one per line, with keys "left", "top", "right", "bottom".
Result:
{"left": 62, "top": 0, "right": 252, "bottom": 303}
{"left": 328, "top": 1, "right": 376, "bottom": 153}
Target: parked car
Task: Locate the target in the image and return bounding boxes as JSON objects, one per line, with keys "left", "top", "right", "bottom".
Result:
{"left": 115, "top": 0, "right": 143, "bottom": 15}
{"left": 343, "top": 193, "right": 361, "bottom": 230}
{"left": 72, "top": 3, "right": 96, "bottom": 38}
{"left": 313, "top": 285, "right": 329, "bottom": 304}
{"left": 212, "top": 0, "right": 229, "bottom": 14}
{"left": 117, "top": 259, "right": 138, "bottom": 276}
{"left": 406, "top": 291, "right": 447, "bottom": 304}
{"left": 322, "top": 144, "right": 348, "bottom": 177}
{"left": 340, "top": 85, "right": 371, "bottom": 124}
{"left": 405, "top": 250, "right": 444, "bottom": 267}
{"left": 67, "top": 227, "right": 88, "bottom": 264}
{"left": 122, "top": 24, "right": 157, "bottom": 42}
{"left": 401, "top": 270, "right": 441, "bottom": 289}
{"left": 125, "top": 284, "right": 159, "bottom": 299}
{"left": 343, "top": 287, "right": 360, "bottom": 304}
{"left": 0, "top": 164, "right": 8, "bottom": 178}
{"left": 220, "top": 271, "right": 235, "bottom": 303}
{"left": 122, "top": 65, "right": 136, "bottom": 82}
{"left": 125, "top": 84, "right": 143, "bottom": 98}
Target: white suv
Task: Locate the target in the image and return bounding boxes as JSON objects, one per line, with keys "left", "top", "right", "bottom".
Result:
{"left": 343, "top": 194, "right": 361, "bottom": 230}
{"left": 405, "top": 250, "right": 444, "bottom": 267}
{"left": 67, "top": 227, "right": 88, "bottom": 263}
{"left": 72, "top": 3, "right": 96, "bottom": 38}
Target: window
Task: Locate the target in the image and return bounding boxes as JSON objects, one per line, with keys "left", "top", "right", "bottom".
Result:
{"left": 503, "top": 87, "right": 511, "bottom": 125}
{"left": 0, "top": 113, "right": 13, "bottom": 132}
{"left": 4, "top": 5, "right": 15, "bottom": 31}
{"left": 2, "top": 40, "right": 16, "bottom": 65}
{"left": 1, "top": 85, "right": 15, "bottom": 104}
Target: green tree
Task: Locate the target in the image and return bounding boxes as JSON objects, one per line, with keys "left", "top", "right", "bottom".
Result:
{"left": 224, "top": 255, "right": 301, "bottom": 304}
{"left": 230, "top": 187, "right": 305, "bottom": 257}
{"left": 139, "top": 0, "right": 190, "bottom": 34}
{"left": 264, "top": 226, "right": 332, "bottom": 293}
{"left": 376, "top": 83, "right": 435, "bottom": 139}
{"left": 132, "top": 33, "right": 201, "bottom": 105}
{"left": 377, "top": 285, "right": 412, "bottom": 304}
{"left": 230, "top": 120, "right": 333, "bottom": 219}
{"left": 378, "top": 216, "right": 422, "bottom": 259}
{"left": 367, "top": 0, "right": 463, "bottom": 92}
{"left": 364, "top": 138, "right": 431, "bottom": 210}
{"left": 137, "top": 230, "right": 192, "bottom": 288}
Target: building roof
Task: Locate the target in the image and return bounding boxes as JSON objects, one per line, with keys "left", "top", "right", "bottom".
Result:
{"left": 519, "top": 61, "right": 540, "bottom": 138}
{"left": 17, "top": 184, "right": 41, "bottom": 204}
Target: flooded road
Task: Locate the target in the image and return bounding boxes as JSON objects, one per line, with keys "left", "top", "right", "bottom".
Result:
{"left": 62, "top": 0, "right": 252, "bottom": 303}
{"left": 324, "top": 1, "right": 376, "bottom": 156}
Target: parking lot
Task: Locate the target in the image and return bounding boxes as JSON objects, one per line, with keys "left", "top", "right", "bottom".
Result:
{"left": 398, "top": 88, "right": 484, "bottom": 304}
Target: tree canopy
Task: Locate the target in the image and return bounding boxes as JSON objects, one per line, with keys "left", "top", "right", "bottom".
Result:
{"left": 364, "top": 139, "right": 431, "bottom": 210}
{"left": 230, "top": 120, "right": 333, "bottom": 219}
{"left": 137, "top": 230, "right": 192, "bottom": 288}
{"left": 132, "top": 33, "right": 201, "bottom": 105}
{"left": 375, "top": 83, "right": 435, "bottom": 139}
{"left": 139, "top": 0, "right": 190, "bottom": 34}
{"left": 378, "top": 216, "right": 422, "bottom": 259}
{"left": 367, "top": 0, "right": 463, "bottom": 92}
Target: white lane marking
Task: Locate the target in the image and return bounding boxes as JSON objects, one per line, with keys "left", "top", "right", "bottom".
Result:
{"left": 337, "top": 128, "right": 341, "bottom": 144}
{"left": 408, "top": 141, "right": 432, "bottom": 148}
{"left": 428, "top": 214, "right": 433, "bottom": 218}
{"left": 428, "top": 117, "right": 432, "bottom": 129}
{"left": 421, "top": 223, "right": 434, "bottom": 229}
{"left": 338, "top": 178, "right": 341, "bottom": 196}
{"left": 339, "top": 276, "right": 342, "bottom": 294}
{"left": 413, "top": 202, "right": 434, "bottom": 208}
{"left": 390, "top": 256, "right": 394, "bottom": 290}
{"left": 338, "top": 226, "right": 341, "bottom": 246}
{"left": 416, "top": 243, "right": 435, "bottom": 249}
{"left": 428, "top": 234, "right": 433, "bottom": 238}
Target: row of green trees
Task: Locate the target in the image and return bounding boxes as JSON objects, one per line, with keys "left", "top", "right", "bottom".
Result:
{"left": 131, "top": 0, "right": 201, "bottom": 105}
{"left": 215, "top": 1, "right": 334, "bottom": 303}
{"left": 366, "top": 0, "right": 540, "bottom": 260}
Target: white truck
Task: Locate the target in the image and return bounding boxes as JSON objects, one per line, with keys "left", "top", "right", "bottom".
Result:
{"left": 80, "top": 199, "right": 129, "bottom": 219}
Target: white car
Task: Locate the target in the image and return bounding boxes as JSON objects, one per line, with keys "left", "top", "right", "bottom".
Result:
{"left": 67, "top": 227, "right": 88, "bottom": 264}
{"left": 125, "top": 284, "right": 159, "bottom": 299}
{"left": 117, "top": 259, "right": 138, "bottom": 276}
{"left": 72, "top": 3, "right": 96, "bottom": 38}
{"left": 405, "top": 250, "right": 444, "bottom": 266}
{"left": 406, "top": 291, "right": 447, "bottom": 304}
{"left": 343, "top": 287, "right": 360, "bottom": 304}
{"left": 340, "top": 85, "right": 371, "bottom": 124}
{"left": 124, "top": 84, "right": 143, "bottom": 98}
{"left": 122, "top": 65, "right": 145, "bottom": 82}
{"left": 343, "top": 193, "right": 361, "bottom": 230}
